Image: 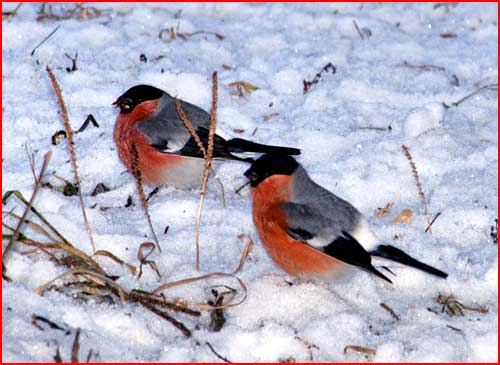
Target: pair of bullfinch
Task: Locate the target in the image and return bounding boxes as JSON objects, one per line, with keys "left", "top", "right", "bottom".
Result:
{"left": 113, "top": 85, "right": 448, "bottom": 283}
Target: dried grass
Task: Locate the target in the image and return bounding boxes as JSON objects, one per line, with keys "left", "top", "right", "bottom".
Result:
{"left": 175, "top": 71, "right": 225, "bottom": 271}
{"left": 92, "top": 250, "right": 136, "bottom": 276}
{"left": 46, "top": 66, "right": 96, "bottom": 253}
{"left": 174, "top": 97, "right": 226, "bottom": 206}
{"left": 206, "top": 341, "right": 232, "bottom": 362}
{"left": 2, "top": 151, "right": 52, "bottom": 267}
{"left": 31, "top": 25, "right": 61, "bottom": 56}
{"left": 344, "top": 345, "right": 376, "bottom": 357}
{"left": 228, "top": 81, "right": 259, "bottom": 97}
{"left": 435, "top": 294, "right": 489, "bottom": 316}
{"left": 425, "top": 212, "right": 442, "bottom": 233}
{"left": 4, "top": 70, "right": 254, "bottom": 337}
{"left": 137, "top": 242, "right": 161, "bottom": 280}
{"left": 159, "top": 25, "right": 224, "bottom": 42}
{"left": 2, "top": 2, "right": 23, "bottom": 19}
{"left": 374, "top": 202, "right": 395, "bottom": 218}
{"left": 194, "top": 71, "right": 218, "bottom": 270}
{"left": 76, "top": 114, "right": 99, "bottom": 133}
{"left": 130, "top": 143, "right": 161, "bottom": 252}
{"left": 397, "top": 61, "right": 445, "bottom": 72}
{"left": 31, "top": 314, "right": 70, "bottom": 334}
{"left": 443, "top": 83, "right": 498, "bottom": 109}
{"left": 380, "top": 302, "right": 401, "bottom": 321}
{"left": 36, "top": 3, "right": 110, "bottom": 21}
{"left": 402, "top": 145, "right": 432, "bottom": 232}
{"left": 139, "top": 300, "right": 192, "bottom": 337}
{"left": 175, "top": 100, "right": 207, "bottom": 155}
{"left": 64, "top": 52, "right": 78, "bottom": 73}
{"left": 4, "top": 187, "right": 251, "bottom": 337}
{"left": 71, "top": 328, "right": 81, "bottom": 362}
{"left": 303, "top": 63, "right": 336, "bottom": 94}
{"left": 152, "top": 233, "right": 253, "bottom": 310}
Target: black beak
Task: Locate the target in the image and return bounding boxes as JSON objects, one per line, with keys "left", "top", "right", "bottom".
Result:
{"left": 112, "top": 97, "right": 122, "bottom": 107}
{"left": 244, "top": 168, "right": 258, "bottom": 183}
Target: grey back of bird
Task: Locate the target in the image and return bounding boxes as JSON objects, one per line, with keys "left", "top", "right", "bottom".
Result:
{"left": 283, "top": 166, "right": 362, "bottom": 248}
{"left": 137, "top": 93, "right": 210, "bottom": 153}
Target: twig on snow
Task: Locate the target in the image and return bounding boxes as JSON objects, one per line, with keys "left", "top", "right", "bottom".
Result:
{"left": 31, "top": 25, "right": 61, "bottom": 56}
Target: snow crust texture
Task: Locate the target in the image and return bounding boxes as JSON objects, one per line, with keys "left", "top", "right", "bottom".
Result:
{"left": 2, "top": 2, "right": 498, "bottom": 362}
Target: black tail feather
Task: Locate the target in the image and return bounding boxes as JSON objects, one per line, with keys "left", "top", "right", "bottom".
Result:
{"left": 370, "top": 245, "right": 448, "bottom": 279}
{"left": 381, "top": 265, "right": 397, "bottom": 277}
{"left": 226, "top": 138, "right": 301, "bottom": 156}
{"left": 367, "top": 265, "right": 393, "bottom": 284}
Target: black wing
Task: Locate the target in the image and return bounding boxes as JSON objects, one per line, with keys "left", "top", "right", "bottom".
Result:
{"left": 284, "top": 208, "right": 392, "bottom": 283}
{"left": 178, "top": 127, "right": 249, "bottom": 161}
{"left": 323, "top": 231, "right": 392, "bottom": 283}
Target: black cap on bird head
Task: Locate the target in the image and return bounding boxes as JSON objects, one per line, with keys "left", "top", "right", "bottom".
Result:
{"left": 244, "top": 153, "right": 299, "bottom": 187}
{"left": 112, "top": 85, "right": 164, "bottom": 114}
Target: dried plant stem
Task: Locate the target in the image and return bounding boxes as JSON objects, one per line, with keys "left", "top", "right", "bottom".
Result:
{"left": 195, "top": 71, "right": 218, "bottom": 270}
{"left": 208, "top": 72, "right": 218, "bottom": 159}
{"left": 175, "top": 100, "right": 207, "bottom": 156}
{"left": 130, "top": 144, "right": 161, "bottom": 252}
{"left": 214, "top": 173, "right": 226, "bottom": 207}
{"left": 3, "top": 190, "right": 92, "bottom": 258}
{"left": 36, "top": 268, "right": 127, "bottom": 304}
{"left": 2, "top": 2, "right": 23, "bottom": 19}
{"left": 425, "top": 212, "right": 442, "bottom": 233}
{"left": 402, "top": 145, "right": 432, "bottom": 232}
{"left": 152, "top": 233, "right": 252, "bottom": 310}
{"left": 194, "top": 72, "right": 218, "bottom": 270}
{"left": 234, "top": 181, "right": 250, "bottom": 195}
{"left": 127, "top": 291, "right": 200, "bottom": 316}
{"left": 175, "top": 72, "right": 221, "bottom": 271}
{"left": 46, "top": 66, "right": 96, "bottom": 253}
{"left": 31, "top": 25, "right": 61, "bottom": 56}
{"left": 70, "top": 328, "right": 81, "bottom": 363}
{"left": 174, "top": 99, "right": 226, "bottom": 207}
{"left": 138, "top": 300, "right": 191, "bottom": 337}
{"left": 194, "top": 204, "right": 204, "bottom": 270}
{"left": 2, "top": 151, "right": 52, "bottom": 266}
{"left": 344, "top": 345, "right": 376, "bottom": 357}
{"left": 25, "top": 145, "right": 37, "bottom": 183}
{"left": 6, "top": 192, "right": 205, "bottom": 338}
{"left": 153, "top": 272, "right": 247, "bottom": 310}
{"left": 353, "top": 19, "right": 364, "bottom": 39}
{"left": 444, "top": 83, "right": 498, "bottom": 109}
{"left": 206, "top": 341, "right": 232, "bottom": 363}
{"left": 380, "top": 302, "right": 401, "bottom": 321}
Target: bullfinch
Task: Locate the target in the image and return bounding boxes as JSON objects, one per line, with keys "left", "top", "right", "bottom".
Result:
{"left": 244, "top": 154, "right": 448, "bottom": 283}
{"left": 113, "top": 85, "right": 300, "bottom": 189}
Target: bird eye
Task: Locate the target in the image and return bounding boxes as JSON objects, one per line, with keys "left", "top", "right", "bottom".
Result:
{"left": 120, "top": 98, "right": 134, "bottom": 111}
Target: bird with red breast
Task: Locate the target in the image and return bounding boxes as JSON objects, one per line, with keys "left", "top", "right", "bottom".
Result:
{"left": 113, "top": 85, "right": 300, "bottom": 189}
{"left": 244, "top": 153, "right": 448, "bottom": 283}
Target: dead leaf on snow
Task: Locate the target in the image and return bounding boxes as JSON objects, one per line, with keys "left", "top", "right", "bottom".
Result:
{"left": 263, "top": 112, "right": 280, "bottom": 121}
{"left": 375, "top": 202, "right": 395, "bottom": 218}
{"left": 228, "top": 81, "right": 259, "bottom": 97}
{"left": 391, "top": 209, "right": 413, "bottom": 224}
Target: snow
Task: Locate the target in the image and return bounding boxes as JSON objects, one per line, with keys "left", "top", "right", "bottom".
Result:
{"left": 2, "top": 2, "right": 498, "bottom": 362}
{"left": 403, "top": 102, "right": 444, "bottom": 138}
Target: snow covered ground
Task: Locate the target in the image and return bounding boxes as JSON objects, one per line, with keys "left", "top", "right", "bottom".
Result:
{"left": 2, "top": 2, "right": 498, "bottom": 362}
